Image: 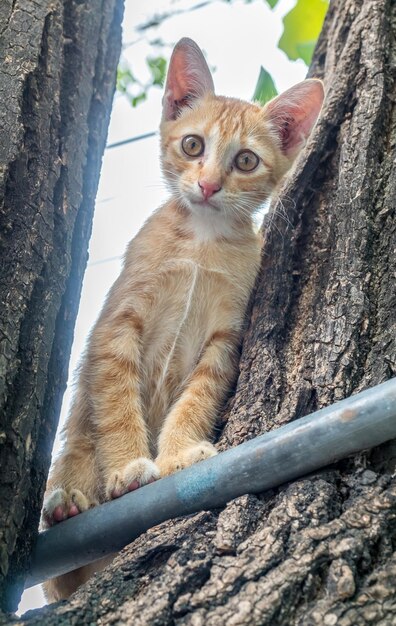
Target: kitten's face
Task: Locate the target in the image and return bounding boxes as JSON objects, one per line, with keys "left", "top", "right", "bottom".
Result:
{"left": 161, "top": 95, "right": 288, "bottom": 223}
{"left": 160, "top": 38, "right": 323, "bottom": 233}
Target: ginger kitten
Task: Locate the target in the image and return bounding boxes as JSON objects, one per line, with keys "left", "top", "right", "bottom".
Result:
{"left": 41, "top": 38, "right": 324, "bottom": 600}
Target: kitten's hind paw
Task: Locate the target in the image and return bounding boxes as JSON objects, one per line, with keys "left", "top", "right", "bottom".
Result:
{"left": 106, "top": 458, "right": 160, "bottom": 500}
{"left": 41, "top": 488, "right": 92, "bottom": 529}
{"left": 183, "top": 441, "right": 218, "bottom": 466}
{"left": 157, "top": 441, "right": 217, "bottom": 477}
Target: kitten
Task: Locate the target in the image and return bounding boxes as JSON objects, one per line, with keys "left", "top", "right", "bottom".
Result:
{"left": 41, "top": 38, "right": 324, "bottom": 600}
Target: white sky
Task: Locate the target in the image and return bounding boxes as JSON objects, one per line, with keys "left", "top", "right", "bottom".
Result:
{"left": 19, "top": 0, "right": 306, "bottom": 614}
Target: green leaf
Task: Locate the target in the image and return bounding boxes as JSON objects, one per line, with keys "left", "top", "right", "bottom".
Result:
{"left": 116, "top": 65, "right": 136, "bottom": 94}
{"left": 130, "top": 92, "right": 147, "bottom": 108}
{"left": 253, "top": 66, "right": 278, "bottom": 105}
{"left": 147, "top": 56, "right": 167, "bottom": 87}
{"left": 278, "top": 0, "right": 328, "bottom": 65}
{"left": 296, "top": 42, "right": 316, "bottom": 65}
{"left": 265, "top": 0, "right": 279, "bottom": 8}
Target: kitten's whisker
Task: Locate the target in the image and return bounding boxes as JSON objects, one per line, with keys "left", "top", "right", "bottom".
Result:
{"left": 270, "top": 209, "right": 292, "bottom": 228}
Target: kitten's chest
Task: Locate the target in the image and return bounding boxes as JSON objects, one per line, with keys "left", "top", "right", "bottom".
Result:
{"left": 140, "top": 261, "right": 238, "bottom": 423}
{"left": 144, "top": 262, "right": 231, "bottom": 367}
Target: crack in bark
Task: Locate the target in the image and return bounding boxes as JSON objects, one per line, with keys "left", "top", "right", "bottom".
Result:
{"left": 0, "top": 0, "right": 18, "bottom": 37}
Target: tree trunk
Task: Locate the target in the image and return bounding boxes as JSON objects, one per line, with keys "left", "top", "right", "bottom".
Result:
{"left": 0, "top": 0, "right": 123, "bottom": 613}
{"left": 15, "top": 0, "right": 396, "bottom": 623}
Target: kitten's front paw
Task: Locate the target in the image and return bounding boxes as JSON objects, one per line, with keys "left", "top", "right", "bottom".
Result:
{"left": 106, "top": 457, "right": 160, "bottom": 500}
{"left": 157, "top": 441, "right": 217, "bottom": 477}
{"left": 41, "top": 488, "right": 94, "bottom": 529}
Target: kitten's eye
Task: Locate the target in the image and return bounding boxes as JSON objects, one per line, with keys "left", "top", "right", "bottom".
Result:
{"left": 182, "top": 135, "right": 204, "bottom": 157}
{"left": 235, "top": 150, "right": 259, "bottom": 172}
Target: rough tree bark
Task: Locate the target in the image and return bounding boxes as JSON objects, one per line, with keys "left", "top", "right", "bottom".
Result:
{"left": 12, "top": 0, "right": 396, "bottom": 623}
{"left": 0, "top": 0, "right": 123, "bottom": 613}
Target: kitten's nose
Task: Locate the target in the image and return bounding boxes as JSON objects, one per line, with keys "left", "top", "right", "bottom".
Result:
{"left": 198, "top": 180, "right": 222, "bottom": 200}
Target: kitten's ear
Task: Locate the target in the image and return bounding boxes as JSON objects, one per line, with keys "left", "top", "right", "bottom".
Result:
{"left": 265, "top": 79, "right": 324, "bottom": 160}
{"left": 162, "top": 38, "right": 214, "bottom": 121}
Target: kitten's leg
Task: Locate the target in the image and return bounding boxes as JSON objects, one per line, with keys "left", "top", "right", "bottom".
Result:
{"left": 156, "top": 330, "right": 239, "bottom": 476}
{"left": 42, "top": 444, "right": 121, "bottom": 603}
{"left": 41, "top": 383, "right": 103, "bottom": 527}
{"left": 40, "top": 388, "right": 110, "bottom": 601}
{"left": 41, "top": 307, "right": 157, "bottom": 602}
{"left": 42, "top": 460, "right": 114, "bottom": 604}
{"left": 88, "top": 310, "right": 159, "bottom": 499}
{"left": 43, "top": 556, "right": 115, "bottom": 602}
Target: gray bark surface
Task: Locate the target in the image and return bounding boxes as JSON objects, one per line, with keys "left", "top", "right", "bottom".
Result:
{"left": 14, "top": 0, "right": 396, "bottom": 623}
{"left": 0, "top": 0, "right": 123, "bottom": 612}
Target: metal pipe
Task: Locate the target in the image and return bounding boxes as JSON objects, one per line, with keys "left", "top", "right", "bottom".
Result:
{"left": 25, "top": 378, "right": 396, "bottom": 588}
